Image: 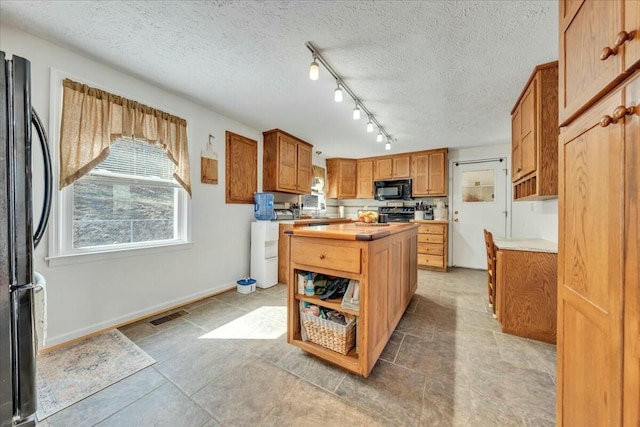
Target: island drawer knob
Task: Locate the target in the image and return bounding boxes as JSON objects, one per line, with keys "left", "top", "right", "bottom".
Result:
{"left": 319, "top": 254, "right": 325, "bottom": 259}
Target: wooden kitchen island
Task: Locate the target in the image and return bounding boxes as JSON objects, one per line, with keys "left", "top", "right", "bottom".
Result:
{"left": 284, "top": 222, "right": 418, "bottom": 377}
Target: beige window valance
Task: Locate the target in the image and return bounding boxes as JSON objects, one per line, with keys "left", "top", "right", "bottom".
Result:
{"left": 59, "top": 78, "right": 192, "bottom": 196}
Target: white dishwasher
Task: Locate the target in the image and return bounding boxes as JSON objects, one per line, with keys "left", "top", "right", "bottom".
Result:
{"left": 250, "top": 221, "right": 279, "bottom": 288}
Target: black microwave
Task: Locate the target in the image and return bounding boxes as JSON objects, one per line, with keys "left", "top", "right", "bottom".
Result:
{"left": 374, "top": 179, "right": 412, "bottom": 200}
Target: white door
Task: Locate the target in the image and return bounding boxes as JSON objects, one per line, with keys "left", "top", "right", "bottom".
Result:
{"left": 451, "top": 159, "right": 507, "bottom": 269}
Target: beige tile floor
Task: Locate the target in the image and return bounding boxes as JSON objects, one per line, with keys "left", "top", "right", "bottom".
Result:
{"left": 38, "top": 268, "right": 556, "bottom": 426}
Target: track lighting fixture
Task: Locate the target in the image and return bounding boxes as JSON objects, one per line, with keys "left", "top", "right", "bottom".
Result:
{"left": 309, "top": 55, "right": 319, "bottom": 81}
{"left": 334, "top": 82, "right": 343, "bottom": 102}
{"left": 305, "top": 41, "right": 394, "bottom": 150}
{"left": 352, "top": 104, "right": 361, "bottom": 120}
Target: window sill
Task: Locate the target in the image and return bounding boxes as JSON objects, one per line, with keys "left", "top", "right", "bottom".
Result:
{"left": 46, "top": 241, "right": 193, "bottom": 267}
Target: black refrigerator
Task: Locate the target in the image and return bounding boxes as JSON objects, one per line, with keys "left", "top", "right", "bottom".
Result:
{"left": 1, "top": 52, "right": 52, "bottom": 426}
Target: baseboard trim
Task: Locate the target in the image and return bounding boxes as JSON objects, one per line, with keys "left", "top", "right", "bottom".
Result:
{"left": 39, "top": 282, "right": 236, "bottom": 353}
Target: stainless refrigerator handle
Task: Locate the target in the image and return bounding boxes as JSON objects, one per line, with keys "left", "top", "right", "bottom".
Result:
{"left": 11, "top": 272, "right": 45, "bottom": 293}
{"left": 31, "top": 108, "right": 52, "bottom": 249}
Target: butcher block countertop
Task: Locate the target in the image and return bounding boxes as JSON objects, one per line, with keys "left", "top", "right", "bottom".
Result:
{"left": 493, "top": 237, "right": 557, "bottom": 253}
{"left": 410, "top": 219, "right": 449, "bottom": 224}
{"left": 284, "top": 222, "right": 418, "bottom": 241}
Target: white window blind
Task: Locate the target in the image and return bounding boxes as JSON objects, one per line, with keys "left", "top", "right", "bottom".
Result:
{"left": 64, "top": 138, "right": 188, "bottom": 252}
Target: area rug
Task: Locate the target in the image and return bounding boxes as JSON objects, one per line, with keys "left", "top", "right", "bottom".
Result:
{"left": 36, "top": 329, "right": 155, "bottom": 420}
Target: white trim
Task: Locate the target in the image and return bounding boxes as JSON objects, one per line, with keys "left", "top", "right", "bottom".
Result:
{"left": 42, "top": 281, "right": 236, "bottom": 348}
{"left": 45, "top": 241, "right": 193, "bottom": 267}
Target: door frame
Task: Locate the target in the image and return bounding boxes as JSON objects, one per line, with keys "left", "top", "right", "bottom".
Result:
{"left": 447, "top": 156, "right": 512, "bottom": 268}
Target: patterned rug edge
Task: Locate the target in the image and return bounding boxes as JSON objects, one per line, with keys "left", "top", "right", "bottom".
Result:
{"left": 36, "top": 329, "right": 156, "bottom": 421}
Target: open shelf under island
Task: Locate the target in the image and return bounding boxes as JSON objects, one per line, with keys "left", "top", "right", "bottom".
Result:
{"left": 284, "top": 222, "right": 418, "bottom": 377}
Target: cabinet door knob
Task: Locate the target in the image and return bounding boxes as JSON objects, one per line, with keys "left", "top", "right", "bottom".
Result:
{"left": 319, "top": 254, "right": 325, "bottom": 259}
{"left": 600, "top": 115, "right": 614, "bottom": 127}
{"left": 600, "top": 30, "right": 635, "bottom": 60}
{"left": 601, "top": 106, "right": 636, "bottom": 127}
{"left": 612, "top": 105, "right": 635, "bottom": 121}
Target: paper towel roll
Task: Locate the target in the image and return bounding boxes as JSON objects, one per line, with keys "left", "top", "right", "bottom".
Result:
{"left": 33, "top": 271, "right": 47, "bottom": 351}
{"left": 434, "top": 207, "right": 448, "bottom": 220}
{"left": 339, "top": 206, "right": 345, "bottom": 218}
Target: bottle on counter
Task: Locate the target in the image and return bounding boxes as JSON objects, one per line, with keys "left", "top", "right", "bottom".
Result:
{"left": 305, "top": 272, "right": 315, "bottom": 296}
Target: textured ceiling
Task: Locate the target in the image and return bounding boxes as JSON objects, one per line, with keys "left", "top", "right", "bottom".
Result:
{"left": 0, "top": 1, "right": 558, "bottom": 158}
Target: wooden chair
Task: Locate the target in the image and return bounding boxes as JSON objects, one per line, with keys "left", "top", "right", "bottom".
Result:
{"left": 484, "top": 229, "right": 497, "bottom": 317}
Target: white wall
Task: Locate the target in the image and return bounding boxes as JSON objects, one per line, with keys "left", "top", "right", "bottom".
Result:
{"left": 1, "top": 26, "right": 263, "bottom": 347}
{"left": 448, "top": 144, "right": 558, "bottom": 242}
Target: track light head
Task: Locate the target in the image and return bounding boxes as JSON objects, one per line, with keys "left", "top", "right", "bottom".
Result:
{"left": 334, "top": 83, "right": 343, "bottom": 102}
{"left": 385, "top": 141, "right": 391, "bottom": 150}
{"left": 376, "top": 131, "right": 383, "bottom": 142}
{"left": 352, "top": 104, "right": 361, "bottom": 120}
{"left": 309, "top": 56, "right": 319, "bottom": 80}
{"left": 366, "top": 117, "right": 374, "bottom": 132}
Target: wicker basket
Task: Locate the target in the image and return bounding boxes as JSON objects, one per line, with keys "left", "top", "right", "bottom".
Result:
{"left": 300, "top": 311, "right": 356, "bottom": 355}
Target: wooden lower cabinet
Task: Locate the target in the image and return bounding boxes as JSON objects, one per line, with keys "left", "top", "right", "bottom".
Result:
{"left": 557, "top": 70, "right": 639, "bottom": 426}
{"left": 278, "top": 220, "right": 352, "bottom": 285}
{"left": 287, "top": 225, "right": 418, "bottom": 377}
{"left": 495, "top": 248, "right": 557, "bottom": 344}
{"left": 415, "top": 221, "right": 448, "bottom": 271}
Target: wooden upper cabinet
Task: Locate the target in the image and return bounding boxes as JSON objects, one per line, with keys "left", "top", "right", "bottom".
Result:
{"left": 225, "top": 131, "right": 257, "bottom": 204}
{"left": 511, "top": 81, "right": 538, "bottom": 181}
{"left": 325, "top": 158, "right": 357, "bottom": 199}
{"left": 263, "top": 129, "right": 313, "bottom": 195}
{"left": 374, "top": 155, "right": 410, "bottom": 180}
{"left": 511, "top": 108, "right": 522, "bottom": 181}
{"left": 356, "top": 159, "right": 374, "bottom": 199}
{"left": 373, "top": 157, "right": 393, "bottom": 180}
{"left": 511, "top": 61, "right": 559, "bottom": 200}
{"left": 427, "top": 151, "right": 446, "bottom": 195}
{"left": 519, "top": 84, "right": 537, "bottom": 177}
{"left": 296, "top": 142, "right": 312, "bottom": 193}
{"left": 392, "top": 155, "right": 411, "bottom": 178}
{"left": 559, "top": 0, "right": 639, "bottom": 125}
{"left": 410, "top": 149, "right": 448, "bottom": 197}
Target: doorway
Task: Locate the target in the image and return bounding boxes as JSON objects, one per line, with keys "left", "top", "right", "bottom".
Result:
{"left": 451, "top": 158, "right": 507, "bottom": 269}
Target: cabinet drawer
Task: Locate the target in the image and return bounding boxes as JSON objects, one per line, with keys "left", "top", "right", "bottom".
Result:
{"left": 418, "top": 233, "right": 444, "bottom": 244}
{"left": 418, "top": 243, "right": 443, "bottom": 255}
{"left": 418, "top": 224, "right": 445, "bottom": 235}
{"left": 418, "top": 254, "right": 444, "bottom": 268}
{"left": 291, "top": 241, "right": 361, "bottom": 274}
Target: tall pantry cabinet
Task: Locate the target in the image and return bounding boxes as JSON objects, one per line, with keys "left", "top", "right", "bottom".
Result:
{"left": 557, "top": 1, "right": 639, "bottom": 426}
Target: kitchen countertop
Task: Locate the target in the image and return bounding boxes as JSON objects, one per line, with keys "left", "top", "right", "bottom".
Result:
{"left": 410, "top": 219, "right": 449, "bottom": 224}
{"left": 493, "top": 237, "right": 558, "bottom": 253}
{"left": 284, "top": 222, "right": 418, "bottom": 241}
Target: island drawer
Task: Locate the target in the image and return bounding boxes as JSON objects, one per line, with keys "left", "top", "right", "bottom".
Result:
{"left": 418, "top": 224, "right": 445, "bottom": 235}
{"left": 291, "top": 241, "right": 361, "bottom": 274}
{"left": 418, "top": 254, "right": 444, "bottom": 268}
{"left": 418, "top": 233, "right": 444, "bottom": 244}
{"left": 418, "top": 243, "right": 443, "bottom": 255}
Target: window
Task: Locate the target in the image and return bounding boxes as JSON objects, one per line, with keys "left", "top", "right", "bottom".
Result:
{"left": 57, "top": 138, "right": 189, "bottom": 255}
{"left": 462, "top": 169, "right": 495, "bottom": 203}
